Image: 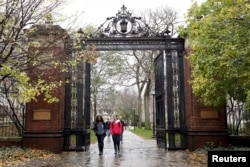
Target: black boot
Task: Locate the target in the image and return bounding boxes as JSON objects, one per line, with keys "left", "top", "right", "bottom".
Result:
{"left": 114, "top": 145, "right": 117, "bottom": 154}
{"left": 99, "top": 145, "right": 103, "bottom": 155}
{"left": 117, "top": 144, "right": 120, "bottom": 154}
{"left": 98, "top": 144, "right": 104, "bottom": 155}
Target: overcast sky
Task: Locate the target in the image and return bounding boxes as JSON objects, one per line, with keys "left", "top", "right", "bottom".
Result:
{"left": 60, "top": 0, "right": 205, "bottom": 28}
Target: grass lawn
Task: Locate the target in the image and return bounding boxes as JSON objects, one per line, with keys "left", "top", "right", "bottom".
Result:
{"left": 92, "top": 128, "right": 154, "bottom": 141}
{"left": 90, "top": 130, "right": 97, "bottom": 144}
{"left": 129, "top": 128, "right": 154, "bottom": 140}
{"left": 70, "top": 130, "right": 97, "bottom": 144}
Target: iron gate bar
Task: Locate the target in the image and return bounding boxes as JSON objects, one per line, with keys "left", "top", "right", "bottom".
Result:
{"left": 83, "top": 62, "right": 91, "bottom": 150}
{"left": 166, "top": 50, "right": 175, "bottom": 149}
{"left": 154, "top": 52, "right": 167, "bottom": 148}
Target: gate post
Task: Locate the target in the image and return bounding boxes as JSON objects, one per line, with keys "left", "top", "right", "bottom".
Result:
{"left": 165, "top": 50, "right": 175, "bottom": 149}
{"left": 23, "top": 24, "right": 67, "bottom": 153}
{"left": 184, "top": 40, "right": 229, "bottom": 151}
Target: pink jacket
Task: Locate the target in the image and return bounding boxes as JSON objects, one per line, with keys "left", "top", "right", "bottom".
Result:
{"left": 110, "top": 120, "right": 122, "bottom": 135}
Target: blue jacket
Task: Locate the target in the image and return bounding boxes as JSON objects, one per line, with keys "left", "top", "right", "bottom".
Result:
{"left": 94, "top": 122, "right": 106, "bottom": 135}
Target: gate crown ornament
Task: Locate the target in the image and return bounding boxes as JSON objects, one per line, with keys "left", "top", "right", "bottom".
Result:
{"left": 93, "top": 5, "right": 157, "bottom": 38}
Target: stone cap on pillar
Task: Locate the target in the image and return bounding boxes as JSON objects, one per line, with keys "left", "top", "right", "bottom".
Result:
{"left": 26, "top": 24, "right": 68, "bottom": 38}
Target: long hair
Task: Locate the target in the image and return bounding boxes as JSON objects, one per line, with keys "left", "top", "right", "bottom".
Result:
{"left": 95, "top": 115, "right": 104, "bottom": 123}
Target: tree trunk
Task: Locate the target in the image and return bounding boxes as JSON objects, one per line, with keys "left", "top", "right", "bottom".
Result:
{"left": 144, "top": 94, "right": 151, "bottom": 129}
{"left": 137, "top": 93, "right": 142, "bottom": 129}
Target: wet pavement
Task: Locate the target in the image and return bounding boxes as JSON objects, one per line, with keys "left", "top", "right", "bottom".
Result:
{"left": 7, "top": 130, "right": 207, "bottom": 167}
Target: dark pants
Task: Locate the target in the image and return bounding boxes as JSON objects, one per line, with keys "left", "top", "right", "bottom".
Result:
{"left": 112, "top": 134, "right": 120, "bottom": 152}
{"left": 96, "top": 134, "right": 105, "bottom": 153}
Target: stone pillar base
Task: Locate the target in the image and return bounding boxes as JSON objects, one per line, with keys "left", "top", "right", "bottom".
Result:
{"left": 23, "top": 131, "right": 64, "bottom": 153}
{"left": 0, "top": 137, "right": 22, "bottom": 147}
{"left": 187, "top": 130, "right": 229, "bottom": 151}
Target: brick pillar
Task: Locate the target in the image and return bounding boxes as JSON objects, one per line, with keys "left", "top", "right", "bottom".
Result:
{"left": 184, "top": 40, "right": 229, "bottom": 151}
{"left": 23, "top": 24, "right": 67, "bottom": 153}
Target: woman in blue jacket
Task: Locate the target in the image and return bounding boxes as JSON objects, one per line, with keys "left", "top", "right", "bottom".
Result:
{"left": 94, "top": 115, "right": 106, "bottom": 155}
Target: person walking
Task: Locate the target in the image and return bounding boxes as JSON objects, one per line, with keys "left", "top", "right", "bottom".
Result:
{"left": 119, "top": 117, "right": 125, "bottom": 143}
{"left": 105, "top": 118, "right": 111, "bottom": 137}
{"left": 94, "top": 115, "right": 106, "bottom": 155}
{"left": 110, "top": 115, "right": 123, "bottom": 154}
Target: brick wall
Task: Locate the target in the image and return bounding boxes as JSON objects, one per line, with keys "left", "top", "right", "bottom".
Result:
{"left": 184, "top": 44, "right": 229, "bottom": 151}
{"left": 23, "top": 24, "right": 67, "bottom": 153}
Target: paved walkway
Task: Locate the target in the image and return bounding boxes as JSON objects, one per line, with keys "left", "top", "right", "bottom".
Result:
{"left": 8, "top": 130, "right": 206, "bottom": 167}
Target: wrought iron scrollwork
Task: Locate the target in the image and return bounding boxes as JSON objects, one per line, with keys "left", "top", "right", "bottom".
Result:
{"left": 93, "top": 5, "right": 156, "bottom": 38}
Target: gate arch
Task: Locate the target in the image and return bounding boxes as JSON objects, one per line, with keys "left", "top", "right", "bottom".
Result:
{"left": 77, "top": 5, "right": 187, "bottom": 150}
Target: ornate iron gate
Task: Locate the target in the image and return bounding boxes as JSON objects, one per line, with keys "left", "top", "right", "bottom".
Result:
{"left": 78, "top": 5, "right": 187, "bottom": 150}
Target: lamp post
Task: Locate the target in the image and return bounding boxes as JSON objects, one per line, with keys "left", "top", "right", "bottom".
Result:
{"left": 152, "top": 91, "right": 156, "bottom": 138}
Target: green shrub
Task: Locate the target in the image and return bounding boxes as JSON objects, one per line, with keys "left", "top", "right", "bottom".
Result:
{"left": 195, "top": 141, "right": 250, "bottom": 153}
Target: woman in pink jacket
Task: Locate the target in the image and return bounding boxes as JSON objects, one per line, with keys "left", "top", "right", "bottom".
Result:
{"left": 110, "top": 115, "right": 123, "bottom": 154}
